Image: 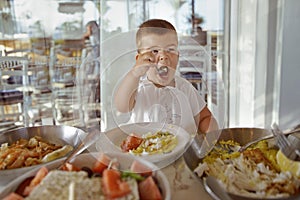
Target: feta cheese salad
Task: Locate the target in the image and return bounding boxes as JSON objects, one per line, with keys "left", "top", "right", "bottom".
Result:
{"left": 3, "top": 153, "right": 166, "bottom": 200}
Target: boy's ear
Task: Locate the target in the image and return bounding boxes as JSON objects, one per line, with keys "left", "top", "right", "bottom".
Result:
{"left": 135, "top": 54, "right": 140, "bottom": 60}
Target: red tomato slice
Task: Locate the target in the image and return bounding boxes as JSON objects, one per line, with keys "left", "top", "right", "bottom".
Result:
{"left": 138, "top": 176, "right": 162, "bottom": 200}
{"left": 60, "top": 162, "right": 80, "bottom": 172}
{"left": 92, "top": 153, "right": 118, "bottom": 174}
{"left": 2, "top": 192, "right": 24, "bottom": 200}
{"left": 130, "top": 160, "right": 152, "bottom": 177}
{"left": 120, "top": 134, "right": 144, "bottom": 152}
{"left": 15, "top": 177, "right": 33, "bottom": 196}
{"left": 23, "top": 166, "right": 48, "bottom": 196}
{"left": 102, "top": 169, "right": 131, "bottom": 199}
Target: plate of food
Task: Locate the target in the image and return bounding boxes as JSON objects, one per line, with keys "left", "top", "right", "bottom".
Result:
{"left": 183, "top": 127, "right": 300, "bottom": 200}
{"left": 0, "top": 152, "right": 171, "bottom": 200}
{"left": 0, "top": 125, "right": 87, "bottom": 186}
{"left": 96, "top": 122, "right": 192, "bottom": 168}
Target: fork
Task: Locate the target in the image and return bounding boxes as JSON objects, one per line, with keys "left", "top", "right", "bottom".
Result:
{"left": 271, "top": 123, "right": 299, "bottom": 161}
{"left": 156, "top": 65, "right": 168, "bottom": 75}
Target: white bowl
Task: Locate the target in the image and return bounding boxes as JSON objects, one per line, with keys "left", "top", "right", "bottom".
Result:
{"left": 96, "top": 122, "right": 192, "bottom": 168}
{"left": 0, "top": 152, "right": 171, "bottom": 200}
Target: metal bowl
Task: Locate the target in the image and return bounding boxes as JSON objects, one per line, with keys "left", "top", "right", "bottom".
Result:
{"left": 0, "top": 152, "right": 171, "bottom": 200}
{"left": 0, "top": 125, "right": 87, "bottom": 186}
{"left": 183, "top": 127, "right": 300, "bottom": 200}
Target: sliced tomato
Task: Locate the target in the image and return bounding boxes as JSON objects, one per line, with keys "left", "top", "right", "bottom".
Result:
{"left": 2, "top": 193, "right": 24, "bottom": 200}
{"left": 23, "top": 166, "right": 48, "bottom": 196}
{"left": 92, "top": 153, "right": 118, "bottom": 174}
{"left": 130, "top": 160, "right": 152, "bottom": 177}
{"left": 60, "top": 162, "right": 80, "bottom": 172}
{"left": 120, "top": 134, "right": 144, "bottom": 152}
{"left": 15, "top": 177, "right": 33, "bottom": 196}
{"left": 102, "top": 169, "right": 131, "bottom": 199}
{"left": 138, "top": 176, "right": 162, "bottom": 200}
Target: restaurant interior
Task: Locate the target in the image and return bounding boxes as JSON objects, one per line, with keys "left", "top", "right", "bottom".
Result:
{"left": 0, "top": 0, "right": 300, "bottom": 199}
{"left": 1, "top": 0, "right": 299, "bottom": 132}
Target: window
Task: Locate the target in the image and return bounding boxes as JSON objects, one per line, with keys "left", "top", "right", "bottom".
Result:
{"left": 100, "top": 0, "right": 226, "bottom": 130}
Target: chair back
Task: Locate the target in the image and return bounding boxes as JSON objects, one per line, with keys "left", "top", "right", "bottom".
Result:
{"left": 179, "top": 36, "right": 211, "bottom": 98}
{"left": 77, "top": 52, "right": 100, "bottom": 129}
{"left": 27, "top": 55, "right": 53, "bottom": 125}
{"left": 0, "top": 56, "right": 30, "bottom": 129}
{"left": 49, "top": 47, "right": 85, "bottom": 127}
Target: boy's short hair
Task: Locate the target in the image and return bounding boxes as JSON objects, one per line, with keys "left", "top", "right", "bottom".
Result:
{"left": 136, "top": 19, "right": 178, "bottom": 47}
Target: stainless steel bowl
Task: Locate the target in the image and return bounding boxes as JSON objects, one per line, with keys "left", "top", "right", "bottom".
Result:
{"left": 0, "top": 125, "right": 87, "bottom": 186}
{"left": 0, "top": 152, "right": 171, "bottom": 200}
{"left": 183, "top": 127, "right": 300, "bottom": 200}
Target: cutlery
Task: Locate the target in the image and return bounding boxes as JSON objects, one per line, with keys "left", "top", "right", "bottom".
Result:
{"left": 238, "top": 126, "right": 300, "bottom": 153}
{"left": 214, "top": 128, "right": 300, "bottom": 154}
{"left": 57, "top": 129, "right": 101, "bottom": 169}
{"left": 288, "top": 134, "right": 300, "bottom": 158}
{"left": 271, "top": 123, "right": 299, "bottom": 161}
{"left": 156, "top": 65, "right": 168, "bottom": 75}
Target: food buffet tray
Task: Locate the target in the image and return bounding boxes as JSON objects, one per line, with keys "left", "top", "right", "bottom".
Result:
{"left": 0, "top": 125, "right": 87, "bottom": 186}
{"left": 183, "top": 128, "right": 300, "bottom": 200}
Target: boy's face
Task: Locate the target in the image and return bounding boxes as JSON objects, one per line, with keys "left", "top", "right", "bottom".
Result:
{"left": 137, "top": 32, "right": 179, "bottom": 87}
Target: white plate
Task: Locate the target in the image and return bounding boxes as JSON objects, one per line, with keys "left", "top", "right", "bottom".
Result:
{"left": 96, "top": 122, "right": 192, "bottom": 168}
{"left": 0, "top": 152, "right": 171, "bottom": 200}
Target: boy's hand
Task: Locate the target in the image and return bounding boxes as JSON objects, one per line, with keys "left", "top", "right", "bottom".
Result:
{"left": 132, "top": 52, "right": 157, "bottom": 77}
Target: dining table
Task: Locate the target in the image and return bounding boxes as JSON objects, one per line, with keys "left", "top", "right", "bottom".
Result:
{"left": 161, "top": 156, "right": 213, "bottom": 200}
{"left": 0, "top": 122, "right": 214, "bottom": 199}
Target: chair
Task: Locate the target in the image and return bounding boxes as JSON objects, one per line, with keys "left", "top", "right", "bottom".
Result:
{"left": 49, "top": 47, "right": 86, "bottom": 127}
{"left": 30, "top": 37, "right": 52, "bottom": 56}
{"left": 77, "top": 51, "right": 101, "bottom": 129}
{"left": 179, "top": 36, "right": 221, "bottom": 120}
{"left": 3, "top": 38, "right": 31, "bottom": 57}
{"left": 0, "top": 56, "right": 30, "bottom": 130}
{"left": 53, "top": 39, "right": 85, "bottom": 58}
{"left": 178, "top": 37, "right": 211, "bottom": 99}
{"left": 4, "top": 49, "right": 31, "bottom": 57}
{"left": 27, "top": 55, "right": 53, "bottom": 125}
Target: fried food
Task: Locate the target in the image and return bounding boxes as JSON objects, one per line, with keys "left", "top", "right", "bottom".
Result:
{"left": 243, "top": 148, "right": 275, "bottom": 171}
{"left": 0, "top": 136, "right": 73, "bottom": 170}
{"left": 194, "top": 139, "right": 300, "bottom": 198}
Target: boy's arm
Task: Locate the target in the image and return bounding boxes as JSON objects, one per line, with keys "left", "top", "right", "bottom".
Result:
{"left": 114, "top": 52, "right": 155, "bottom": 113}
{"left": 114, "top": 70, "right": 141, "bottom": 113}
{"left": 195, "top": 106, "right": 219, "bottom": 134}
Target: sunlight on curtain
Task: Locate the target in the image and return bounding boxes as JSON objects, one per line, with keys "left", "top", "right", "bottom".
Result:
{"left": 229, "top": 0, "right": 283, "bottom": 129}
{"left": 229, "top": 0, "right": 269, "bottom": 128}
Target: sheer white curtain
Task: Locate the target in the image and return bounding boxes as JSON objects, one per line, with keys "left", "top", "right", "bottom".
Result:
{"left": 228, "top": 0, "right": 282, "bottom": 128}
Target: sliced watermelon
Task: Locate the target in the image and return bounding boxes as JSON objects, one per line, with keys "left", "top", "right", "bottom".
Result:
{"left": 130, "top": 160, "right": 153, "bottom": 177}
{"left": 120, "top": 134, "right": 144, "bottom": 152}
{"left": 138, "top": 176, "right": 162, "bottom": 200}
{"left": 102, "top": 169, "right": 131, "bottom": 199}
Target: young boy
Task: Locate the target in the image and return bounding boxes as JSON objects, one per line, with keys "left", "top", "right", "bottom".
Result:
{"left": 114, "top": 19, "right": 218, "bottom": 135}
